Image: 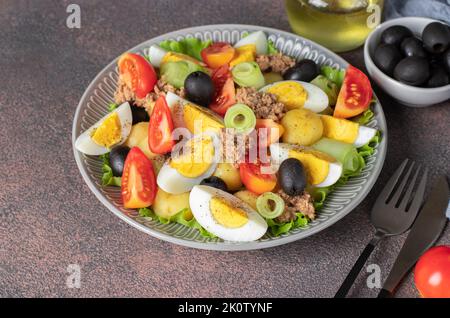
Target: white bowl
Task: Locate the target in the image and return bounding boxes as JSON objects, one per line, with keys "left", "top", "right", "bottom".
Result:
{"left": 364, "top": 17, "right": 450, "bottom": 107}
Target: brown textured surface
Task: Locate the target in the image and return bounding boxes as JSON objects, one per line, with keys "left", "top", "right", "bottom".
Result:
{"left": 1, "top": 0, "right": 449, "bottom": 298}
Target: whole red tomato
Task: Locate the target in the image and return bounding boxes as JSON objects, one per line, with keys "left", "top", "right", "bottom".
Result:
{"left": 414, "top": 245, "right": 450, "bottom": 298}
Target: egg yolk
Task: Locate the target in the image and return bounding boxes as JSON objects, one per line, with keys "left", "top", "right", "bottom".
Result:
{"left": 170, "top": 136, "right": 215, "bottom": 178}
{"left": 288, "top": 148, "right": 334, "bottom": 185}
{"left": 210, "top": 197, "right": 248, "bottom": 228}
{"left": 229, "top": 44, "right": 256, "bottom": 67}
{"left": 321, "top": 115, "right": 359, "bottom": 144}
{"left": 91, "top": 112, "right": 121, "bottom": 148}
{"left": 267, "top": 81, "right": 308, "bottom": 110}
{"left": 183, "top": 103, "right": 224, "bottom": 134}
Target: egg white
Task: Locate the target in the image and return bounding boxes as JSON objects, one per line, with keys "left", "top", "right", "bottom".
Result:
{"left": 260, "top": 80, "right": 329, "bottom": 113}
{"left": 148, "top": 45, "right": 167, "bottom": 68}
{"left": 75, "top": 102, "right": 132, "bottom": 155}
{"left": 189, "top": 185, "right": 268, "bottom": 242}
{"left": 354, "top": 126, "right": 377, "bottom": 148}
{"left": 234, "top": 31, "right": 268, "bottom": 55}
{"left": 269, "top": 143, "right": 343, "bottom": 187}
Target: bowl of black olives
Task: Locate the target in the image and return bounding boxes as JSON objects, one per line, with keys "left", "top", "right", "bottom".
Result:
{"left": 364, "top": 17, "right": 450, "bottom": 107}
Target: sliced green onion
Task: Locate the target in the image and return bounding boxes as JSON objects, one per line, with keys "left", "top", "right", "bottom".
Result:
{"left": 312, "top": 137, "right": 365, "bottom": 177}
{"left": 224, "top": 103, "right": 256, "bottom": 133}
{"left": 160, "top": 60, "right": 204, "bottom": 88}
{"left": 256, "top": 192, "right": 285, "bottom": 219}
{"left": 231, "top": 62, "right": 265, "bottom": 89}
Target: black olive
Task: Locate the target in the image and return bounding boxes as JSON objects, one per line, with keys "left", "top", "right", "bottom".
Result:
{"left": 278, "top": 158, "right": 306, "bottom": 196}
{"left": 422, "top": 22, "right": 450, "bottom": 54}
{"left": 443, "top": 48, "right": 450, "bottom": 74}
{"left": 373, "top": 44, "right": 402, "bottom": 76}
{"left": 400, "top": 37, "right": 427, "bottom": 58}
{"left": 130, "top": 103, "right": 150, "bottom": 124}
{"left": 109, "top": 146, "right": 130, "bottom": 177}
{"left": 184, "top": 71, "right": 215, "bottom": 107}
{"left": 200, "top": 176, "right": 228, "bottom": 192}
{"left": 381, "top": 25, "right": 413, "bottom": 47}
{"left": 283, "top": 59, "right": 319, "bottom": 82}
{"left": 393, "top": 57, "right": 430, "bottom": 86}
{"left": 427, "top": 67, "right": 449, "bottom": 87}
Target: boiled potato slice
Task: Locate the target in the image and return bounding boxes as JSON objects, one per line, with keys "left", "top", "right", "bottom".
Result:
{"left": 125, "top": 122, "right": 159, "bottom": 159}
{"left": 281, "top": 108, "right": 323, "bottom": 146}
{"left": 213, "top": 163, "right": 242, "bottom": 191}
{"left": 234, "top": 190, "right": 258, "bottom": 210}
{"left": 152, "top": 188, "right": 193, "bottom": 220}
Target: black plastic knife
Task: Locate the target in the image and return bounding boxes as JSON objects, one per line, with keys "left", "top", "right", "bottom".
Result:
{"left": 377, "top": 175, "right": 450, "bottom": 298}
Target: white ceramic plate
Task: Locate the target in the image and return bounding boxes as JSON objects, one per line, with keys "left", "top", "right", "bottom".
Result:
{"left": 72, "top": 24, "right": 387, "bottom": 251}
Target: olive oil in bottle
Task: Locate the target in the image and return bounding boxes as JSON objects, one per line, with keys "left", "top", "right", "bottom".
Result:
{"left": 285, "top": 0, "right": 384, "bottom": 52}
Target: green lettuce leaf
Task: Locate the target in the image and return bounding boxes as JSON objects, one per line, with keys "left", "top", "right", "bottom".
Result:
{"left": 108, "top": 102, "right": 118, "bottom": 112}
{"left": 138, "top": 207, "right": 216, "bottom": 238}
{"left": 321, "top": 66, "right": 345, "bottom": 88}
{"left": 358, "top": 130, "right": 381, "bottom": 158}
{"left": 266, "top": 212, "right": 309, "bottom": 236}
{"left": 354, "top": 108, "right": 374, "bottom": 125}
{"left": 311, "top": 75, "right": 339, "bottom": 106}
{"left": 267, "top": 39, "right": 279, "bottom": 55}
{"left": 159, "top": 38, "right": 212, "bottom": 61}
{"left": 99, "top": 153, "right": 121, "bottom": 187}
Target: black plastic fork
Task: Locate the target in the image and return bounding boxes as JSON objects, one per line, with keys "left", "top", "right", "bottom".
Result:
{"left": 335, "top": 159, "right": 428, "bottom": 298}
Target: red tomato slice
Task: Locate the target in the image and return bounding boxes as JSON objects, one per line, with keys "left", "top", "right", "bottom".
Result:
{"left": 121, "top": 147, "right": 157, "bottom": 209}
{"left": 118, "top": 53, "right": 157, "bottom": 99}
{"left": 209, "top": 64, "right": 236, "bottom": 116}
{"left": 148, "top": 96, "right": 175, "bottom": 154}
{"left": 201, "top": 42, "right": 236, "bottom": 69}
{"left": 239, "top": 162, "right": 277, "bottom": 195}
{"left": 334, "top": 65, "right": 373, "bottom": 119}
{"left": 414, "top": 246, "right": 450, "bottom": 298}
{"left": 255, "top": 119, "right": 285, "bottom": 148}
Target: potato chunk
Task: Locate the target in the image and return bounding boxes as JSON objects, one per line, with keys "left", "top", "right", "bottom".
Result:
{"left": 281, "top": 108, "right": 323, "bottom": 146}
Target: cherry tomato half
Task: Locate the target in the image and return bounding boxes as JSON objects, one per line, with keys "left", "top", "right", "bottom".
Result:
{"left": 118, "top": 53, "right": 157, "bottom": 99}
{"left": 209, "top": 64, "right": 236, "bottom": 116}
{"left": 201, "top": 42, "right": 236, "bottom": 69}
{"left": 255, "top": 119, "right": 285, "bottom": 148}
{"left": 121, "top": 147, "right": 157, "bottom": 209}
{"left": 239, "top": 162, "right": 277, "bottom": 195}
{"left": 334, "top": 65, "right": 372, "bottom": 119}
{"left": 148, "top": 96, "right": 175, "bottom": 155}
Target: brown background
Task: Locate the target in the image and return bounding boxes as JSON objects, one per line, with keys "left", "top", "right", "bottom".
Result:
{"left": 1, "top": 0, "right": 449, "bottom": 298}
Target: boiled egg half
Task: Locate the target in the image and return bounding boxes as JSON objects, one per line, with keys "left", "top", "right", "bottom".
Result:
{"left": 157, "top": 133, "right": 220, "bottom": 194}
{"left": 261, "top": 80, "right": 329, "bottom": 113}
{"left": 189, "top": 185, "right": 268, "bottom": 242}
{"left": 234, "top": 31, "right": 268, "bottom": 55}
{"left": 165, "top": 92, "right": 224, "bottom": 134}
{"left": 75, "top": 102, "right": 132, "bottom": 155}
{"left": 148, "top": 45, "right": 203, "bottom": 68}
{"left": 270, "top": 143, "right": 343, "bottom": 187}
{"left": 321, "top": 115, "right": 377, "bottom": 148}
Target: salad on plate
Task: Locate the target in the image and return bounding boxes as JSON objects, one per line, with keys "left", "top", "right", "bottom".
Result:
{"left": 75, "top": 31, "right": 381, "bottom": 242}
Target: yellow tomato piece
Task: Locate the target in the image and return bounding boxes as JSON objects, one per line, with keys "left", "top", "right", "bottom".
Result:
{"left": 229, "top": 44, "right": 256, "bottom": 67}
{"left": 321, "top": 115, "right": 359, "bottom": 144}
